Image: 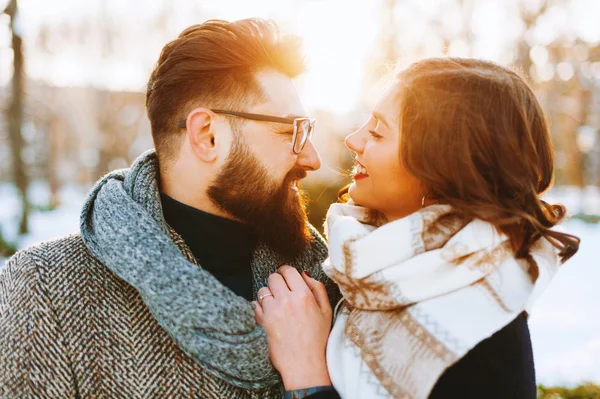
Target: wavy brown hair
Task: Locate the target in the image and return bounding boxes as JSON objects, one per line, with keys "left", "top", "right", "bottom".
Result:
{"left": 342, "top": 57, "right": 579, "bottom": 280}
{"left": 402, "top": 58, "right": 580, "bottom": 278}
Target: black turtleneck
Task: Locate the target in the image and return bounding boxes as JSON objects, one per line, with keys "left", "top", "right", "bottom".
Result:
{"left": 160, "top": 193, "right": 257, "bottom": 301}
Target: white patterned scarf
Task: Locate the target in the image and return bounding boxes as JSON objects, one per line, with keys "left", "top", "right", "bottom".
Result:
{"left": 323, "top": 203, "right": 560, "bottom": 399}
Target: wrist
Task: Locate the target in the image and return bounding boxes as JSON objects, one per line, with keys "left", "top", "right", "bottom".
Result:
{"left": 281, "top": 363, "right": 331, "bottom": 390}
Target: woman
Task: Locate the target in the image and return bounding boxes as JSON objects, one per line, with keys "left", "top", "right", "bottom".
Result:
{"left": 253, "top": 57, "right": 580, "bottom": 399}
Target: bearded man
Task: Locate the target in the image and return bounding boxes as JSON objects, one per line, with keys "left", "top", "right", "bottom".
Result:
{"left": 0, "top": 18, "right": 338, "bottom": 399}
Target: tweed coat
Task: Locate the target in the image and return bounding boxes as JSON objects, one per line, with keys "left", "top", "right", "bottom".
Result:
{"left": 0, "top": 227, "right": 336, "bottom": 399}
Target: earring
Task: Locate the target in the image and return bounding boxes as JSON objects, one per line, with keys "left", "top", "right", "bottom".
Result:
{"left": 421, "top": 194, "right": 427, "bottom": 208}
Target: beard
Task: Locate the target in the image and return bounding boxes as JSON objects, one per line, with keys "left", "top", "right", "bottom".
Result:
{"left": 207, "top": 136, "right": 312, "bottom": 261}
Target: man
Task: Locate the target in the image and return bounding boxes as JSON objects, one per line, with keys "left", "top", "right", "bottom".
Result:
{"left": 0, "top": 19, "right": 338, "bottom": 399}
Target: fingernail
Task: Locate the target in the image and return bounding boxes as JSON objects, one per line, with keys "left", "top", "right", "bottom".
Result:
{"left": 303, "top": 270, "right": 313, "bottom": 279}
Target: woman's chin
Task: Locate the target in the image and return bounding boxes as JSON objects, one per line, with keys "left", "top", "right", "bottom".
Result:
{"left": 348, "top": 184, "right": 367, "bottom": 206}
{"left": 347, "top": 183, "right": 357, "bottom": 199}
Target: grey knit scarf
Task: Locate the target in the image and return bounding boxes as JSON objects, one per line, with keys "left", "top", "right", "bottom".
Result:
{"left": 80, "top": 150, "right": 281, "bottom": 389}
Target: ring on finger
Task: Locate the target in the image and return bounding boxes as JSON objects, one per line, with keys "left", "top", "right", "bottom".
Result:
{"left": 258, "top": 292, "right": 274, "bottom": 305}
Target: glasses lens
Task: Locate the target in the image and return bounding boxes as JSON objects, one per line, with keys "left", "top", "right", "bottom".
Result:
{"left": 293, "top": 119, "right": 310, "bottom": 153}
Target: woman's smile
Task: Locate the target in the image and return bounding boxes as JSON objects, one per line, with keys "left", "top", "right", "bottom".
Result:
{"left": 353, "top": 160, "right": 369, "bottom": 180}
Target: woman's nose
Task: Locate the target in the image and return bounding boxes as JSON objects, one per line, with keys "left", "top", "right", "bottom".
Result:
{"left": 345, "top": 130, "right": 362, "bottom": 154}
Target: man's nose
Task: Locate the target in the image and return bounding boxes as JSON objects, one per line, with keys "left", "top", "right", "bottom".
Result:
{"left": 295, "top": 139, "right": 321, "bottom": 171}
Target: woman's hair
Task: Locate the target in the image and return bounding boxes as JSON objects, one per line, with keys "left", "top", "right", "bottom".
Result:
{"left": 391, "top": 57, "right": 579, "bottom": 278}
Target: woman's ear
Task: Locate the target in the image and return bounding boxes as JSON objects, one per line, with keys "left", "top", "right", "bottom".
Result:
{"left": 420, "top": 183, "right": 440, "bottom": 208}
{"left": 185, "top": 107, "right": 218, "bottom": 163}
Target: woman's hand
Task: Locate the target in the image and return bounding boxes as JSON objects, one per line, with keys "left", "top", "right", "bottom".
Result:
{"left": 253, "top": 265, "right": 333, "bottom": 390}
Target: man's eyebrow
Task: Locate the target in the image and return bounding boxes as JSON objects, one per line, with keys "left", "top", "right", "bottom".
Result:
{"left": 372, "top": 111, "right": 389, "bottom": 128}
{"left": 283, "top": 114, "right": 306, "bottom": 120}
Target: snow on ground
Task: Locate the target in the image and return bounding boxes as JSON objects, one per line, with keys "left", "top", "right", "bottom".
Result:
{"left": 0, "top": 182, "right": 599, "bottom": 386}
{"left": 0, "top": 182, "right": 85, "bottom": 250}
{"left": 528, "top": 219, "right": 600, "bottom": 386}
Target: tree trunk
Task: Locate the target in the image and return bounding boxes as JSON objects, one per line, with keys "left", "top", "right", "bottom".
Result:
{"left": 47, "top": 113, "right": 61, "bottom": 210}
{"left": 4, "top": 0, "right": 29, "bottom": 234}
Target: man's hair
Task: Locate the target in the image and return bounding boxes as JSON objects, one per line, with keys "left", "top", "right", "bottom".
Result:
{"left": 145, "top": 18, "right": 305, "bottom": 164}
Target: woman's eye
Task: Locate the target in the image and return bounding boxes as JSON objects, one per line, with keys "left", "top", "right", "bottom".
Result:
{"left": 369, "top": 130, "right": 383, "bottom": 140}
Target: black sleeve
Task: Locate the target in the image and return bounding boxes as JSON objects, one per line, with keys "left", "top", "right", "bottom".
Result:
{"left": 429, "top": 312, "right": 536, "bottom": 399}
{"left": 304, "top": 390, "right": 342, "bottom": 399}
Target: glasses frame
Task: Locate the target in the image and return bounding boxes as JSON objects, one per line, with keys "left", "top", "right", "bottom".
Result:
{"left": 177, "top": 109, "right": 315, "bottom": 155}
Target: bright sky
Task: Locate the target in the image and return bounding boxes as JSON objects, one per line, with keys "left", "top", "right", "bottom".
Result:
{"left": 0, "top": 0, "right": 599, "bottom": 115}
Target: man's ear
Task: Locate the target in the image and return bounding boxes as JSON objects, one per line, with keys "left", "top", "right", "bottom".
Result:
{"left": 185, "top": 107, "right": 218, "bottom": 163}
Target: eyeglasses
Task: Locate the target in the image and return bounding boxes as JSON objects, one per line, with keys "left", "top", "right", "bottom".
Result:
{"left": 177, "top": 109, "right": 315, "bottom": 155}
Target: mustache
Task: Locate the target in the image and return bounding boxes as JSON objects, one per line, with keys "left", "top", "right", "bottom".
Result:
{"left": 286, "top": 169, "right": 308, "bottom": 182}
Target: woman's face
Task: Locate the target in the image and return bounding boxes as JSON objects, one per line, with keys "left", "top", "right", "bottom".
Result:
{"left": 345, "top": 83, "right": 423, "bottom": 221}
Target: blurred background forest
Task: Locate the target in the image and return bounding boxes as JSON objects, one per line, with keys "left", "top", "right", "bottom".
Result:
{"left": 0, "top": 0, "right": 599, "bottom": 396}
